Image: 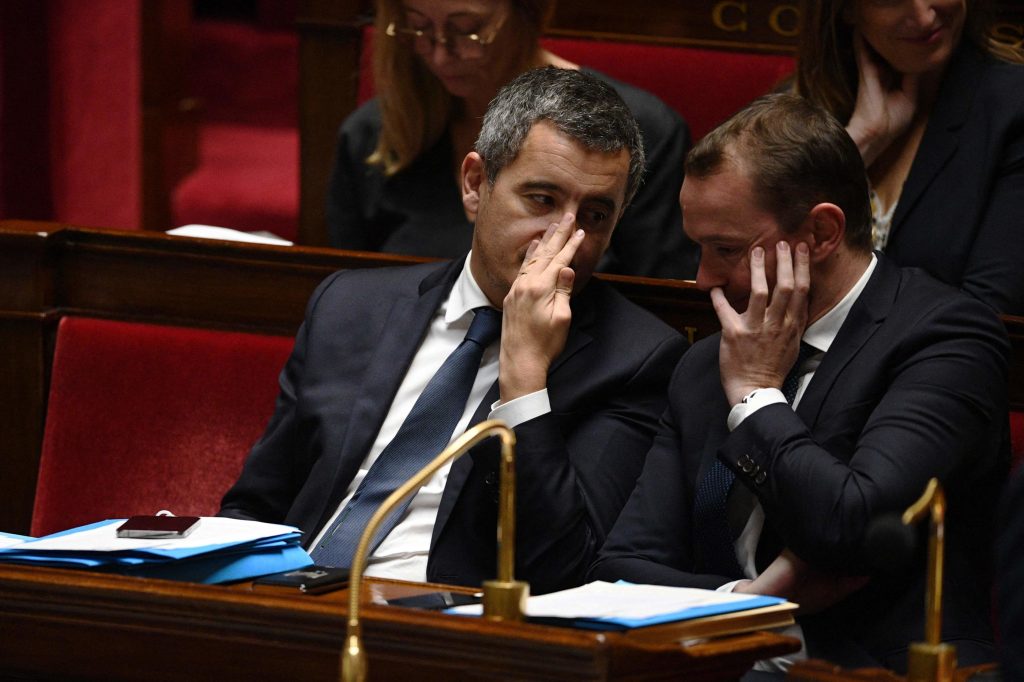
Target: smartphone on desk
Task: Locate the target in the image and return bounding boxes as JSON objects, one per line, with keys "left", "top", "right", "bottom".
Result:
{"left": 116, "top": 515, "right": 200, "bottom": 539}
{"left": 252, "top": 566, "right": 350, "bottom": 594}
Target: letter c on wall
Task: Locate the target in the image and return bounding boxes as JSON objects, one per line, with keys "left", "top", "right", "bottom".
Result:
{"left": 713, "top": 1, "right": 748, "bottom": 33}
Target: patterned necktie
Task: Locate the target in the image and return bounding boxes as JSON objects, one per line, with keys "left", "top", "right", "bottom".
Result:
{"left": 310, "top": 306, "right": 502, "bottom": 568}
{"left": 693, "top": 341, "right": 818, "bottom": 577}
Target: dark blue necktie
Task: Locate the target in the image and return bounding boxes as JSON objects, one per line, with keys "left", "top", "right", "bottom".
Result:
{"left": 310, "top": 306, "right": 502, "bottom": 568}
{"left": 693, "top": 341, "right": 817, "bottom": 577}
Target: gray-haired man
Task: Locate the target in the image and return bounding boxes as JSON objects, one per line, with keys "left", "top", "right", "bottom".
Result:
{"left": 220, "top": 67, "right": 687, "bottom": 594}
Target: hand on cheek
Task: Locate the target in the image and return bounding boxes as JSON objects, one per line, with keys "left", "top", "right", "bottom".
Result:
{"left": 711, "top": 240, "right": 811, "bottom": 406}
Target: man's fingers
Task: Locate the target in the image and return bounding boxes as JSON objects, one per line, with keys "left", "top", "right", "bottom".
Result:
{"left": 746, "top": 246, "right": 769, "bottom": 320}
{"left": 518, "top": 239, "right": 541, "bottom": 276}
{"left": 551, "top": 228, "right": 584, "bottom": 272}
{"left": 710, "top": 287, "right": 741, "bottom": 329}
{"left": 555, "top": 267, "right": 574, "bottom": 297}
{"left": 766, "top": 241, "right": 795, "bottom": 322}
{"left": 789, "top": 241, "right": 811, "bottom": 324}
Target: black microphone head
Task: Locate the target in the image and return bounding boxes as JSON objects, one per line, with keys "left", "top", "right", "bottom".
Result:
{"left": 864, "top": 513, "right": 918, "bottom": 578}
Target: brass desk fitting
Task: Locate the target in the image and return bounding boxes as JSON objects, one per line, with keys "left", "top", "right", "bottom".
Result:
{"left": 903, "top": 478, "right": 955, "bottom": 682}
{"left": 341, "top": 419, "right": 528, "bottom": 682}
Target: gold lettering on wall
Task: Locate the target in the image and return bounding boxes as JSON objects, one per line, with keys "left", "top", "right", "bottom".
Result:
{"left": 769, "top": 4, "right": 801, "bottom": 37}
{"left": 712, "top": 1, "right": 748, "bottom": 33}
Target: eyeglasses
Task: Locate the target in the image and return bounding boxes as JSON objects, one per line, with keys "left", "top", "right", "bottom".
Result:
{"left": 385, "top": 15, "right": 505, "bottom": 61}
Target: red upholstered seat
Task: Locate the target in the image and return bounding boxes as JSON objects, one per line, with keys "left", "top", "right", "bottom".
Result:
{"left": 31, "top": 317, "right": 293, "bottom": 537}
{"left": 541, "top": 38, "right": 795, "bottom": 141}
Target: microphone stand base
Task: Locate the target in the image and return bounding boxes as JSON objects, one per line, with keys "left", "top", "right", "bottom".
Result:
{"left": 482, "top": 579, "right": 529, "bottom": 622}
{"left": 907, "top": 642, "right": 956, "bottom": 682}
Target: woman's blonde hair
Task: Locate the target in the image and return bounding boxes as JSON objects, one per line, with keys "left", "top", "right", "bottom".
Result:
{"left": 368, "top": 0, "right": 553, "bottom": 176}
{"left": 796, "top": 0, "right": 1024, "bottom": 124}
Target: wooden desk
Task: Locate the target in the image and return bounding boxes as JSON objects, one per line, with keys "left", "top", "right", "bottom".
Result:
{"left": 0, "top": 564, "right": 799, "bottom": 681}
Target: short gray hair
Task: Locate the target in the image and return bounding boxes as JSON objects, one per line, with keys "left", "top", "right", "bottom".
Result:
{"left": 475, "top": 66, "right": 645, "bottom": 205}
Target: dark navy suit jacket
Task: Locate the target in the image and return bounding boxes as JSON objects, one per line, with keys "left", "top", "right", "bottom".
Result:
{"left": 590, "top": 255, "right": 1010, "bottom": 670}
{"left": 883, "top": 44, "right": 1024, "bottom": 315}
{"left": 220, "top": 258, "right": 687, "bottom": 594}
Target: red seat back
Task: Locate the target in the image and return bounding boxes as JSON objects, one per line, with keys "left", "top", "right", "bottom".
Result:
{"left": 356, "top": 29, "right": 795, "bottom": 141}
{"left": 31, "top": 317, "right": 293, "bottom": 537}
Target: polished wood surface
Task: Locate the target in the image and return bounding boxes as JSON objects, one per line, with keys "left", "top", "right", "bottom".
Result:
{"left": 0, "top": 564, "right": 799, "bottom": 681}
{"left": 788, "top": 658, "right": 999, "bottom": 681}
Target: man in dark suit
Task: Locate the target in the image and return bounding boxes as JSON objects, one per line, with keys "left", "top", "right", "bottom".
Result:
{"left": 589, "top": 94, "right": 1009, "bottom": 671}
{"left": 219, "top": 67, "right": 686, "bottom": 595}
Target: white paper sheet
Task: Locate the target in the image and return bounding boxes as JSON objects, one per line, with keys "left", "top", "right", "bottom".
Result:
{"left": 449, "top": 580, "right": 776, "bottom": 620}
{"left": 17, "top": 517, "right": 300, "bottom": 553}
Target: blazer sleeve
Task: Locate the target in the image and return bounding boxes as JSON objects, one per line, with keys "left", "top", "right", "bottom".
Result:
{"left": 508, "top": 330, "right": 689, "bottom": 594}
{"left": 721, "top": 294, "right": 1009, "bottom": 572}
{"left": 959, "top": 118, "right": 1024, "bottom": 314}
{"left": 588, "top": 353, "right": 736, "bottom": 590}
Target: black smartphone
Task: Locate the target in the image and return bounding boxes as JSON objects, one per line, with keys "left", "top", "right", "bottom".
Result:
{"left": 387, "top": 591, "right": 482, "bottom": 610}
{"left": 252, "top": 566, "right": 350, "bottom": 594}
{"left": 116, "top": 515, "right": 200, "bottom": 539}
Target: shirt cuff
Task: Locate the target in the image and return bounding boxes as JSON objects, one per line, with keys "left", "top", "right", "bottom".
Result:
{"left": 490, "top": 389, "right": 551, "bottom": 428}
{"left": 727, "top": 388, "right": 787, "bottom": 431}
{"left": 717, "top": 580, "right": 744, "bottom": 593}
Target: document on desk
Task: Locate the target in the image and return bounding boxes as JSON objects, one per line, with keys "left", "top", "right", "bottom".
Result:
{"left": 448, "top": 580, "right": 795, "bottom": 632}
{"left": 0, "top": 517, "right": 313, "bottom": 584}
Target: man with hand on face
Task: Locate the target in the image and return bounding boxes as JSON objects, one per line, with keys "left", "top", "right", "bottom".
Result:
{"left": 220, "top": 67, "right": 686, "bottom": 595}
{"left": 589, "top": 94, "right": 1009, "bottom": 672}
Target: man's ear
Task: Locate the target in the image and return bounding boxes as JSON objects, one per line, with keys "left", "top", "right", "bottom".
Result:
{"left": 461, "top": 152, "right": 486, "bottom": 221}
{"left": 802, "top": 203, "right": 846, "bottom": 262}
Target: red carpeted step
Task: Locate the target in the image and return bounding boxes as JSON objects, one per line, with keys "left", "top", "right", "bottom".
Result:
{"left": 171, "top": 20, "right": 298, "bottom": 240}
{"left": 171, "top": 123, "right": 298, "bottom": 241}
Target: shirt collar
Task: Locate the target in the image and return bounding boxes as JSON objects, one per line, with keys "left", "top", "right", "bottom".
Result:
{"left": 803, "top": 253, "right": 877, "bottom": 353}
{"left": 444, "top": 252, "right": 496, "bottom": 326}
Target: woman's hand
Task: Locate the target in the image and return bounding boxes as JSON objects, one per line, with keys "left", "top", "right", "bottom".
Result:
{"left": 846, "top": 34, "right": 919, "bottom": 168}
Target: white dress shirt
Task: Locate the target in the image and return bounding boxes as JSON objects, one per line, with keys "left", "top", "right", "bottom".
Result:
{"left": 310, "top": 254, "right": 550, "bottom": 581}
{"left": 721, "top": 254, "right": 877, "bottom": 671}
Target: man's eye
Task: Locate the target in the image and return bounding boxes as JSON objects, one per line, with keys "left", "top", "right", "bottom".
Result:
{"left": 715, "top": 246, "right": 741, "bottom": 258}
{"left": 580, "top": 209, "right": 609, "bottom": 226}
{"left": 528, "top": 194, "right": 554, "bottom": 207}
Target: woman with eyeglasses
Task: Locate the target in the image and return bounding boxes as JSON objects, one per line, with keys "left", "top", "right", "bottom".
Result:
{"left": 325, "top": 0, "right": 697, "bottom": 279}
{"left": 795, "top": 0, "right": 1024, "bottom": 315}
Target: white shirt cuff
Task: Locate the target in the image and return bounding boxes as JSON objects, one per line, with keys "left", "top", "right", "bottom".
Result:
{"left": 489, "top": 389, "right": 551, "bottom": 428}
{"left": 727, "top": 388, "right": 787, "bottom": 431}
{"left": 717, "top": 580, "right": 744, "bottom": 593}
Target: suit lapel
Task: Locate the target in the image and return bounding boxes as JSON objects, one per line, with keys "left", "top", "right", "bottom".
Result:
{"left": 320, "top": 261, "right": 462, "bottom": 522}
{"left": 890, "top": 46, "right": 981, "bottom": 237}
{"left": 431, "top": 280, "right": 600, "bottom": 546}
{"left": 796, "top": 256, "right": 900, "bottom": 428}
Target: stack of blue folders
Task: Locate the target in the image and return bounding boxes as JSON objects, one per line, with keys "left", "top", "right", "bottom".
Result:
{"left": 0, "top": 517, "right": 313, "bottom": 584}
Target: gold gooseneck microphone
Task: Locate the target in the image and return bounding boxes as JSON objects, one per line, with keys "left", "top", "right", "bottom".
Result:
{"left": 903, "top": 477, "right": 956, "bottom": 682}
{"left": 341, "top": 419, "right": 529, "bottom": 682}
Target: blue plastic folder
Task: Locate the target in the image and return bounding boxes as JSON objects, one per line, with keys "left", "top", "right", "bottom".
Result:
{"left": 0, "top": 518, "right": 313, "bottom": 584}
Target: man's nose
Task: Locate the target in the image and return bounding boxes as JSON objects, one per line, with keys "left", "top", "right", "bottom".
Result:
{"left": 694, "top": 260, "right": 723, "bottom": 292}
